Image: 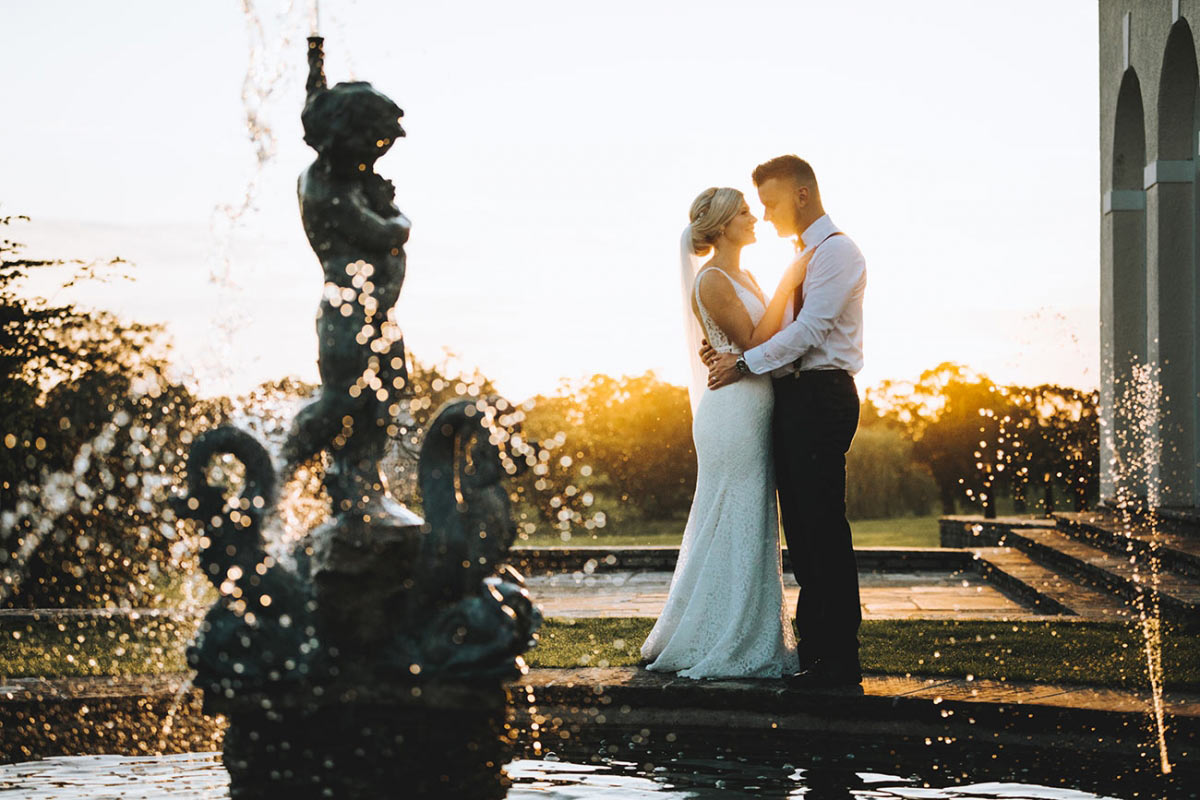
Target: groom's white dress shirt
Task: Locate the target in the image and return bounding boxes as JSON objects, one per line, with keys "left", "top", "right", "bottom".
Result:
{"left": 742, "top": 214, "right": 865, "bottom": 377}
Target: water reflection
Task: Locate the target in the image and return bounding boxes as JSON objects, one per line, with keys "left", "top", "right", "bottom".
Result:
{"left": 506, "top": 757, "right": 870, "bottom": 799}
{"left": 0, "top": 752, "right": 1127, "bottom": 800}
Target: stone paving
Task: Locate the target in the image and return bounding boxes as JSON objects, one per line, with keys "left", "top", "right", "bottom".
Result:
{"left": 512, "top": 542, "right": 1159, "bottom": 622}
{"left": 524, "top": 569, "right": 1038, "bottom": 620}
{"left": 969, "top": 546, "right": 1133, "bottom": 619}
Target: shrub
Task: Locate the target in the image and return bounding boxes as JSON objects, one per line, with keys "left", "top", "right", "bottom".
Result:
{"left": 845, "top": 426, "right": 937, "bottom": 520}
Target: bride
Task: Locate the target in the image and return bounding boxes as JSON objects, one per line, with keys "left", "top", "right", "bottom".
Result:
{"left": 640, "top": 186, "right": 804, "bottom": 679}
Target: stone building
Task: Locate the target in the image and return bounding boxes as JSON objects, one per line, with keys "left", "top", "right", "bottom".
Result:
{"left": 1100, "top": 0, "right": 1200, "bottom": 510}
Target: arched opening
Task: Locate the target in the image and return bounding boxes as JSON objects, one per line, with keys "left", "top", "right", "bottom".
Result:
{"left": 1149, "top": 19, "right": 1199, "bottom": 506}
{"left": 1103, "top": 68, "right": 1148, "bottom": 503}
{"left": 1158, "top": 21, "right": 1199, "bottom": 160}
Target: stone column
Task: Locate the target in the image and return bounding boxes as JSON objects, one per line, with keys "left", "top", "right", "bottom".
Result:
{"left": 1144, "top": 157, "right": 1198, "bottom": 507}
{"left": 1101, "top": 188, "right": 1148, "bottom": 503}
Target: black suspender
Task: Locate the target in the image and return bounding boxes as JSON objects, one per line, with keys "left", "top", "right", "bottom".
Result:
{"left": 791, "top": 231, "right": 845, "bottom": 317}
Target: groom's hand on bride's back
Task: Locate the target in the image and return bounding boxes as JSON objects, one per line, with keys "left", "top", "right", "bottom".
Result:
{"left": 706, "top": 352, "right": 743, "bottom": 390}
{"left": 699, "top": 340, "right": 743, "bottom": 389}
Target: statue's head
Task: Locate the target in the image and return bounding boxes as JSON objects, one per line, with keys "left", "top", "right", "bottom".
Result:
{"left": 302, "top": 81, "right": 405, "bottom": 164}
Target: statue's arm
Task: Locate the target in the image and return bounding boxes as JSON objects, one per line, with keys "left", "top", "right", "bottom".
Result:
{"left": 306, "top": 37, "right": 327, "bottom": 101}
{"left": 343, "top": 189, "right": 411, "bottom": 250}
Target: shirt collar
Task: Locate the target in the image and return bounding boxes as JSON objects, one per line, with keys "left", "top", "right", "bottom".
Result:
{"left": 798, "top": 214, "right": 837, "bottom": 250}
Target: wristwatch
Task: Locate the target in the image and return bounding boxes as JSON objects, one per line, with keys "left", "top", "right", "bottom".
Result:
{"left": 735, "top": 356, "right": 750, "bottom": 375}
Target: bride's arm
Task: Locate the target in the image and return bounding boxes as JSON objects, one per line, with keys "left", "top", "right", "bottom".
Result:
{"left": 745, "top": 277, "right": 794, "bottom": 348}
{"left": 748, "top": 257, "right": 809, "bottom": 346}
{"left": 696, "top": 264, "right": 807, "bottom": 352}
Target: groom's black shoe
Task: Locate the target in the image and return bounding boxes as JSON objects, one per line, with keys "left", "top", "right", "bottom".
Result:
{"left": 784, "top": 659, "right": 863, "bottom": 693}
{"left": 793, "top": 651, "right": 820, "bottom": 674}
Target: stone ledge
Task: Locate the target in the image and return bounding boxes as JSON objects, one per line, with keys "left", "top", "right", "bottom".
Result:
{"left": 0, "top": 675, "right": 192, "bottom": 702}
{"left": 8, "top": 669, "right": 1195, "bottom": 717}
{"left": 516, "top": 666, "right": 1200, "bottom": 718}
{"left": 0, "top": 609, "right": 195, "bottom": 630}
{"left": 514, "top": 667, "right": 1200, "bottom": 767}
{"left": 509, "top": 546, "right": 972, "bottom": 575}
{"left": 4, "top": 669, "right": 1195, "bottom": 764}
{"left": 0, "top": 676, "right": 221, "bottom": 763}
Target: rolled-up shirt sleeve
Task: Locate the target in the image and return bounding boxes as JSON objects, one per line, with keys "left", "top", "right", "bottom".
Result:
{"left": 743, "top": 240, "right": 866, "bottom": 374}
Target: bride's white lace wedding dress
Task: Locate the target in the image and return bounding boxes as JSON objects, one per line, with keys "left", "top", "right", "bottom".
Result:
{"left": 640, "top": 267, "right": 798, "bottom": 679}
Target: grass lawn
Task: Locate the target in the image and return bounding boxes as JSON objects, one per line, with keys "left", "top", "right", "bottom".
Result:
{"left": 0, "top": 615, "right": 189, "bottom": 677}
{"left": 847, "top": 515, "right": 939, "bottom": 548}
{"left": 518, "top": 514, "right": 941, "bottom": 549}
{"left": 530, "top": 618, "right": 1200, "bottom": 691}
{"left": 6, "top": 614, "right": 1196, "bottom": 693}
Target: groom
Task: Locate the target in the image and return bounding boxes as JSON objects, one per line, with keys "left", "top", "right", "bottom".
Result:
{"left": 703, "top": 155, "right": 866, "bottom": 690}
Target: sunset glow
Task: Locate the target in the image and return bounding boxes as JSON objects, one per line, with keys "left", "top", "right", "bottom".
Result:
{"left": 2, "top": 1, "right": 1099, "bottom": 401}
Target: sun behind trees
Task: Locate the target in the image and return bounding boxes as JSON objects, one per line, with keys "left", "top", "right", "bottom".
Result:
{"left": 864, "top": 362, "right": 1099, "bottom": 519}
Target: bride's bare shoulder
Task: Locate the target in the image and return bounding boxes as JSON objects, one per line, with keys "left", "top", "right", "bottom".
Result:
{"left": 695, "top": 268, "right": 738, "bottom": 305}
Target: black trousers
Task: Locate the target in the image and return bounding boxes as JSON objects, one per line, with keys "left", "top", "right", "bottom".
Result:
{"left": 771, "top": 369, "right": 862, "bottom": 671}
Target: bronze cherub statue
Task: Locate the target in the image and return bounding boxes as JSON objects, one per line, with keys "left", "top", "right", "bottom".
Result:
{"left": 280, "top": 37, "right": 413, "bottom": 521}
{"left": 171, "top": 37, "right": 540, "bottom": 798}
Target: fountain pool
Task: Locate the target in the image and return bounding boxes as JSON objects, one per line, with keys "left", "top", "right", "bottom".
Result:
{"left": 0, "top": 750, "right": 1143, "bottom": 800}
{"left": 0, "top": 724, "right": 1187, "bottom": 799}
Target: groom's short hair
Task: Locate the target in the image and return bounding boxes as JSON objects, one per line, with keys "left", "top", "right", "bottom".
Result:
{"left": 752, "top": 155, "right": 818, "bottom": 192}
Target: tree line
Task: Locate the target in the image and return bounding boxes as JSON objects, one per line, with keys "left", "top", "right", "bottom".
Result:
{"left": 863, "top": 363, "right": 1098, "bottom": 518}
{"left": 510, "top": 363, "right": 1098, "bottom": 529}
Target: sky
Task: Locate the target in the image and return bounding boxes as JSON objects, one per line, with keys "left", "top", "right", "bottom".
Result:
{"left": 2, "top": 0, "right": 1100, "bottom": 402}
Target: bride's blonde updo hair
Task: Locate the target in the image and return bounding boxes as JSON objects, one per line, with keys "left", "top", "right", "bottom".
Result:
{"left": 688, "top": 187, "right": 744, "bottom": 256}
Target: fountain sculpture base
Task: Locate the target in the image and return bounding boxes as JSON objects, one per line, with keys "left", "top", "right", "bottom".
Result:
{"left": 220, "top": 686, "right": 511, "bottom": 799}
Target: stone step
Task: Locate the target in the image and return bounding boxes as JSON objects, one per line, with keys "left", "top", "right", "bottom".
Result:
{"left": 1150, "top": 506, "right": 1200, "bottom": 537}
{"left": 938, "top": 515, "right": 1052, "bottom": 549}
{"left": 969, "top": 547, "right": 1132, "bottom": 620}
{"left": 1053, "top": 511, "right": 1200, "bottom": 581}
{"left": 997, "top": 527, "right": 1200, "bottom": 628}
